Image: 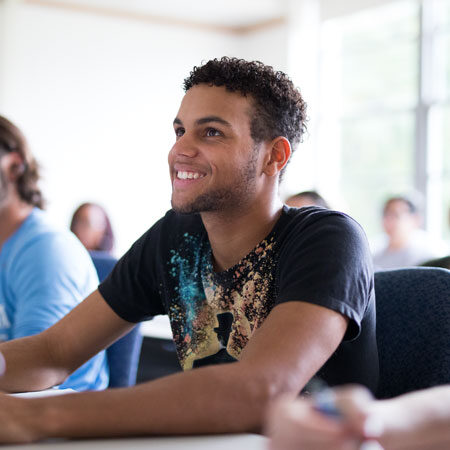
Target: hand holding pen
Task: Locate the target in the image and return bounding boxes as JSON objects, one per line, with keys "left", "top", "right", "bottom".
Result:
{"left": 313, "top": 385, "right": 384, "bottom": 450}
{"left": 266, "top": 383, "right": 384, "bottom": 450}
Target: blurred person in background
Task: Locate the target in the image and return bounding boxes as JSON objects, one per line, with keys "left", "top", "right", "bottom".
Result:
{"left": 70, "top": 202, "right": 115, "bottom": 254}
{"left": 372, "top": 194, "right": 446, "bottom": 270}
{"left": 266, "top": 384, "right": 450, "bottom": 450}
{"left": 285, "top": 190, "right": 330, "bottom": 209}
{"left": 0, "top": 114, "right": 108, "bottom": 391}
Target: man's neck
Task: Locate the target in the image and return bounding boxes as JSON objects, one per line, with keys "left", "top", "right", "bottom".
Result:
{"left": 201, "top": 198, "right": 284, "bottom": 272}
{"left": 0, "top": 201, "right": 34, "bottom": 250}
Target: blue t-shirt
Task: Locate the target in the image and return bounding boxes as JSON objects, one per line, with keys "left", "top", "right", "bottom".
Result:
{"left": 0, "top": 208, "right": 109, "bottom": 391}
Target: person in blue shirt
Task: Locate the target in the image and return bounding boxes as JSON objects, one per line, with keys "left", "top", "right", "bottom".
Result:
{"left": 0, "top": 114, "right": 108, "bottom": 391}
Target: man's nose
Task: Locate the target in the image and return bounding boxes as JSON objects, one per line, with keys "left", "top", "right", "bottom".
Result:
{"left": 172, "top": 134, "right": 199, "bottom": 158}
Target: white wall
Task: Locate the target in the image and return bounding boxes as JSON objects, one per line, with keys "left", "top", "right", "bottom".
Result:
{"left": 0, "top": 1, "right": 242, "bottom": 255}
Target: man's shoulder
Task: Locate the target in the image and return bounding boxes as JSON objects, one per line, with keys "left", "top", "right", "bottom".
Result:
{"left": 280, "top": 206, "right": 364, "bottom": 237}
{"left": 4, "top": 210, "right": 97, "bottom": 297}
{"left": 6, "top": 209, "right": 94, "bottom": 275}
{"left": 7, "top": 209, "right": 69, "bottom": 255}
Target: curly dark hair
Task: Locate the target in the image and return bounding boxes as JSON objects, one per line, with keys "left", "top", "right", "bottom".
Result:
{"left": 0, "top": 115, "right": 44, "bottom": 208}
{"left": 183, "top": 57, "right": 307, "bottom": 178}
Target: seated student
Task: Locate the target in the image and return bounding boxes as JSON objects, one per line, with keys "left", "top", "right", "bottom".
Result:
{"left": 0, "top": 57, "right": 377, "bottom": 443}
{"left": 285, "top": 190, "right": 330, "bottom": 209}
{"left": 0, "top": 115, "right": 108, "bottom": 391}
{"left": 266, "top": 384, "right": 450, "bottom": 450}
{"left": 70, "top": 202, "right": 115, "bottom": 254}
{"left": 372, "top": 195, "right": 446, "bottom": 269}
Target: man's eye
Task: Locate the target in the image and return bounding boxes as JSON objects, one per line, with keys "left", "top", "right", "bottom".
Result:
{"left": 174, "top": 128, "right": 185, "bottom": 137}
{"left": 205, "top": 128, "right": 221, "bottom": 137}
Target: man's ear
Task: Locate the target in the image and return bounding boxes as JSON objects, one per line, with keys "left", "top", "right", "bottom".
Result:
{"left": 1, "top": 152, "right": 25, "bottom": 182}
{"left": 263, "top": 137, "right": 291, "bottom": 177}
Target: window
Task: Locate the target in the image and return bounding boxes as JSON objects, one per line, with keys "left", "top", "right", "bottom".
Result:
{"left": 318, "top": 0, "right": 450, "bottom": 241}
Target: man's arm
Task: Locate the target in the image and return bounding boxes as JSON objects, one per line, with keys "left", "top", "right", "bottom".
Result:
{"left": 0, "top": 290, "right": 135, "bottom": 392}
{"left": 0, "top": 298, "right": 348, "bottom": 442}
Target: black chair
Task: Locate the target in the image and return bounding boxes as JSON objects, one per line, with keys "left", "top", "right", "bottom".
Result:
{"left": 90, "top": 251, "right": 143, "bottom": 388}
{"left": 421, "top": 255, "right": 450, "bottom": 270}
{"left": 375, "top": 267, "right": 450, "bottom": 399}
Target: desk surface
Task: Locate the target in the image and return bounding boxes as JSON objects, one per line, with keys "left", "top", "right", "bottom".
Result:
{"left": 2, "top": 434, "right": 268, "bottom": 449}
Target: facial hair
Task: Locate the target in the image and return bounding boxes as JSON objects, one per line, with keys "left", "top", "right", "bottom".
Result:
{"left": 172, "top": 146, "right": 259, "bottom": 215}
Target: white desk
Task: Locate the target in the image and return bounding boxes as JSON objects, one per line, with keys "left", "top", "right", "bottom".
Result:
{"left": 1, "top": 434, "right": 268, "bottom": 449}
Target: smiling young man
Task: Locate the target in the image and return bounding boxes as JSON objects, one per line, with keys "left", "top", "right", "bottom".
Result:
{"left": 0, "top": 58, "right": 377, "bottom": 443}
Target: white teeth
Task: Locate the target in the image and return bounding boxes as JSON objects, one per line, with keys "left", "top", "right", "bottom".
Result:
{"left": 177, "top": 171, "right": 204, "bottom": 180}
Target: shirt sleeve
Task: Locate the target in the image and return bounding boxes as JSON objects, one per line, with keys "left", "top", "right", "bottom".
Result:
{"left": 276, "top": 212, "right": 374, "bottom": 341}
{"left": 98, "top": 219, "right": 166, "bottom": 323}
{"left": 10, "top": 232, "right": 99, "bottom": 339}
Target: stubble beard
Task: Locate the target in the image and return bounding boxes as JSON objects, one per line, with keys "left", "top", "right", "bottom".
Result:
{"left": 171, "top": 147, "right": 259, "bottom": 215}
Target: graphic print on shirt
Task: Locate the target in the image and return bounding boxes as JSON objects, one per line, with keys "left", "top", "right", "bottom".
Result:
{"left": 193, "top": 312, "right": 237, "bottom": 367}
{"left": 167, "top": 231, "right": 278, "bottom": 370}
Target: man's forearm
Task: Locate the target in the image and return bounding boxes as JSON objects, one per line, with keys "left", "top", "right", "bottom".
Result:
{"left": 23, "top": 362, "right": 283, "bottom": 441}
{"left": 0, "top": 333, "right": 68, "bottom": 392}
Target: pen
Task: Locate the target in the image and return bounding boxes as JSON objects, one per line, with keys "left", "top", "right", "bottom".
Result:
{"left": 309, "top": 379, "right": 384, "bottom": 450}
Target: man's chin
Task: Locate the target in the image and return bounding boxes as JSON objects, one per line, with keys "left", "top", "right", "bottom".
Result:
{"left": 171, "top": 189, "right": 234, "bottom": 215}
{"left": 171, "top": 198, "right": 217, "bottom": 215}
{"left": 172, "top": 205, "right": 198, "bottom": 215}
{"left": 171, "top": 199, "right": 202, "bottom": 215}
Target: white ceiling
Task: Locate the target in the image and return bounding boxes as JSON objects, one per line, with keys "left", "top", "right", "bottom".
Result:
{"left": 46, "top": 0, "right": 286, "bottom": 28}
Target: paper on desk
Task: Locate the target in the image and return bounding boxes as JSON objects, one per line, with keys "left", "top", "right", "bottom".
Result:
{"left": 12, "top": 388, "right": 76, "bottom": 398}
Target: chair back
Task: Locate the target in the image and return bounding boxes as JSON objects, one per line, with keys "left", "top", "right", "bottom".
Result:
{"left": 375, "top": 267, "right": 450, "bottom": 399}
{"left": 90, "top": 251, "right": 143, "bottom": 388}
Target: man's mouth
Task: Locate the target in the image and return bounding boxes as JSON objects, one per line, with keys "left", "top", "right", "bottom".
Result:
{"left": 176, "top": 171, "right": 206, "bottom": 180}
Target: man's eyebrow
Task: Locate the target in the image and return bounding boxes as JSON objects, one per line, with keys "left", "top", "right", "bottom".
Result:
{"left": 195, "top": 116, "right": 232, "bottom": 127}
{"left": 172, "top": 116, "right": 232, "bottom": 127}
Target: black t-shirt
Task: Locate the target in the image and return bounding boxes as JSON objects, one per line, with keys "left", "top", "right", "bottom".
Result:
{"left": 99, "top": 206, "right": 379, "bottom": 392}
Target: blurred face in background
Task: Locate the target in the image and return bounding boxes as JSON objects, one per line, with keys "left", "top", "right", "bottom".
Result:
{"left": 383, "top": 199, "right": 419, "bottom": 242}
{"left": 71, "top": 204, "right": 107, "bottom": 251}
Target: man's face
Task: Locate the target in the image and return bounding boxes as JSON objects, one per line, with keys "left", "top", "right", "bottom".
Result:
{"left": 168, "top": 84, "right": 261, "bottom": 215}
